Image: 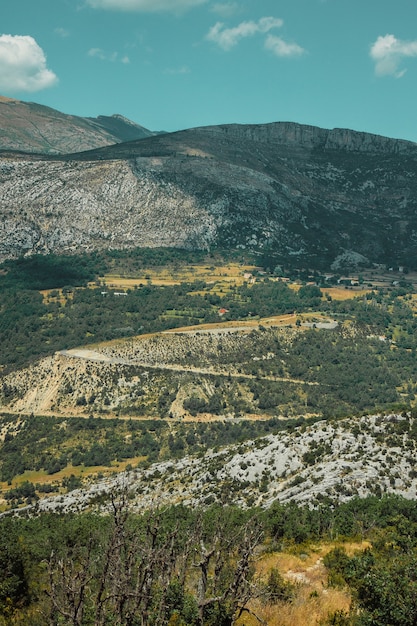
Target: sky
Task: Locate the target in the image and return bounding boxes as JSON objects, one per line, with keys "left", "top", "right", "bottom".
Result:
{"left": 1, "top": 0, "right": 417, "bottom": 141}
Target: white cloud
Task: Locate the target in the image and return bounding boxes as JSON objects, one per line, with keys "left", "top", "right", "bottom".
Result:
{"left": 88, "top": 47, "right": 106, "bottom": 60}
{"left": 54, "top": 27, "right": 70, "bottom": 38}
{"left": 86, "top": 0, "right": 206, "bottom": 12}
{"left": 210, "top": 2, "right": 239, "bottom": 18}
{"left": 265, "top": 34, "right": 305, "bottom": 58}
{"left": 0, "top": 34, "right": 57, "bottom": 93}
{"left": 370, "top": 34, "right": 417, "bottom": 78}
{"left": 164, "top": 65, "right": 191, "bottom": 74}
{"left": 206, "top": 16, "right": 283, "bottom": 50}
{"left": 88, "top": 48, "right": 129, "bottom": 63}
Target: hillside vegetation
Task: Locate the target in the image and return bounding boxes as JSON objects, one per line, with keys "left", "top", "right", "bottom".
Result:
{"left": 0, "top": 495, "right": 416, "bottom": 625}
{"left": 1, "top": 249, "right": 417, "bottom": 492}
{"left": 2, "top": 248, "right": 417, "bottom": 624}
{"left": 3, "top": 105, "right": 417, "bottom": 624}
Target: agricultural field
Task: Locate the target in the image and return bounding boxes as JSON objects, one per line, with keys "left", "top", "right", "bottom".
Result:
{"left": 101, "top": 261, "right": 257, "bottom": 289}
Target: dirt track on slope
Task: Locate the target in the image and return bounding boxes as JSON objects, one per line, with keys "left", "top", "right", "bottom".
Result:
{"left": 59, "top": 346, "right": 318, "bottom": 386}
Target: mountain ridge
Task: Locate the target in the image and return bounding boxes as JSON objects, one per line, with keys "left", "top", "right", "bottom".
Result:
{"left": 1, "top": 102, "right": 417, "bottom": 268}
{"left": 5, "top": 411, "right": 417, "bottom": 516}
{"left": 0, "top": 96, "right": 156, "bottom": 154}
{"left": 50, "top": 120, "right": 417, "bottom": 162}
{"left": 188, "top": 121, "right": 417, "bottom": 154}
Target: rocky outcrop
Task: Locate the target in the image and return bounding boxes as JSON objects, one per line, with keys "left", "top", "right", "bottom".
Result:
{"left": 11, "top": 412, "right": 417, "bottom": 515}
{"left": 194, "top": 122, "right": 417, "bottom": 154}
{"left": 0, "top": 158, "right": 217, "bottom": 258}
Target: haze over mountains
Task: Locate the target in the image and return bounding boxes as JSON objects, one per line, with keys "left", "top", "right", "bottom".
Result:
{"left": 0, "top": 96, "right": 156, "bottom": 155}
{"left": 1, "top": 97, "right": 417, "bottom": 269}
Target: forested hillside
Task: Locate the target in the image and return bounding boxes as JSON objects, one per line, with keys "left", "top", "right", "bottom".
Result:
{"left": 0, "top": 495, "right": 416, "bottom": 625}
{"left": 1, "top": 247, "right": 417, "bottom": 624}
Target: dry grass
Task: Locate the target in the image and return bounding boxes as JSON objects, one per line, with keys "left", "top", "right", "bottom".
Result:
{"left": 101, "top": 262, "right": 257, "bottom": 289}
{"left": 236, "top": 541, "right": 369, "bottom": 626}
{"left": 408, "top": 294, "right": 417, "bottom": 312}
{"left": 182, "top": 411, "right": 274, "bottom": 423}
{"left": 285, "top": 283, "right": 369, "bottom": 301}
{"left": 40, "top": 288, "right": 70, "bottom": 305}
{"left": 1, "top": 456, "right": 146, "bottom": 492}
{"left": 244, "top": 587, "right": 351, "bottom": 626}
{"left": 161, "top": 313, "right": 297, "bottom": 334}
{"left": 323, "top": 287, "right": 370, "bottom": 301}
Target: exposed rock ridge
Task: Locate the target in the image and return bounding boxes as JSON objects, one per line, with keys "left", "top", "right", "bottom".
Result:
{"left": 0, "top": 158, "right": 217, "bottom": 259}
{"left": 192, "top": 121, "right": 417, "bottom": 154}
{"left": 8, "top": 413, "right": 417, "bottom": 515}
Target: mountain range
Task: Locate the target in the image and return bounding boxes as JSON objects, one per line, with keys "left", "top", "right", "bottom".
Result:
{"left": 0, "top": 96, "right": 156, "bottom": 155}
{"left": 1, "top": 97, "right": 417, "bottom": 269}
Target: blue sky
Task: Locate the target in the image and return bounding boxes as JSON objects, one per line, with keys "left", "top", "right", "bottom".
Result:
{"left": 1, "top": 0, "right": 417, "bottom": 141}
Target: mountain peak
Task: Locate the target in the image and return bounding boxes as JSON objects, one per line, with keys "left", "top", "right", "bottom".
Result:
{"left": 0, "top": 97, "right": 155, "bottom": 154}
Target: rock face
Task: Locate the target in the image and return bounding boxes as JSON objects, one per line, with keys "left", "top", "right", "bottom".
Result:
{"left": 0, "top": 158, "right": 216, "bottom": 259}
{"left": 0, "top": 96, "right": 155, "bottom": 154}
{"left": 1, "top": 116, "right": 417, "bottom": 267}
{"left": 192, "top": 121, "right": 417, "bottom": 154}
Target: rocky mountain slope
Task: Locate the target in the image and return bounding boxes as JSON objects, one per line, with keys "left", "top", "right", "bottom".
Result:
{"left": 1, "top": 116, "right": 417, "bottom": 267}
{"left": 0, "top": 96, "right": 155, "bottom": 154}
{"left": 0, "top": 325, "right": 304, "bottom": 418}
{"left": 12, "top": 411, "right": 417, "bottom": 515}
{"left": 0, "top": 314, "right": 403, "bottom": 423}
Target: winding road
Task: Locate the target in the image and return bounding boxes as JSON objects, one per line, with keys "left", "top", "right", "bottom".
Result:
{"left": 59, "top": 347, "right": 319, "bottom": 386}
